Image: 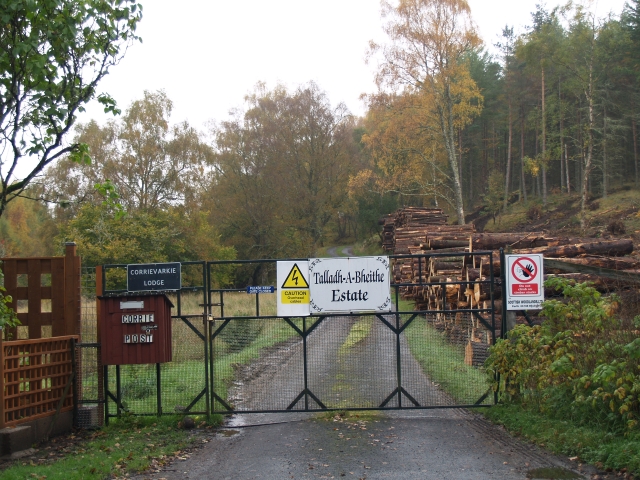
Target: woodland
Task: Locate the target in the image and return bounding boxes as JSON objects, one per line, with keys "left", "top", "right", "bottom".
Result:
{"left": 2, "top": 0, "right": 640, "bottom": 272}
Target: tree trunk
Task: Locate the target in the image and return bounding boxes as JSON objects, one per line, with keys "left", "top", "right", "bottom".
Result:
{"left": 565, "top": 143, "right": 571, "bottom": 195}
{"left": 633, "top": 116, "right": 638, "bottom": 189}
{"left": 602, "top": 106, "right": 608, "bottom": 198}
{"left": 521, "top": 109, "right": 527, "bottom": 202}
{"left": 504, "top": 98, "right": 513, "bottom": 211}
{"left": 541, "top": 66, "right": 547, "bottom": 206}
{"left": 580, "top": 63, "right": 595, "bottom": 232}
{"left": 440, "top": 83, "right": 466, "bottom": 225}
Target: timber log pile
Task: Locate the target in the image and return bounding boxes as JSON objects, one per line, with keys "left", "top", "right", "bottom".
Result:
{"left": 380, "top": 208, "right": 638, "bottom": 366}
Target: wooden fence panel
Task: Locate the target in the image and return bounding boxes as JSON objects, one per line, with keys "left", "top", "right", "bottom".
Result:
{"left": 1, "top": 243, "right": 80, "bottom": 339}
{"left": 0, "top": 336, "right": 78, "bottom": 428}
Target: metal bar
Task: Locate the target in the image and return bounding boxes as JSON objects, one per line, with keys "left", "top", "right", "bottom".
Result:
{"left": 203, "top": 264, "right": 209, "bottom": 420}
{"left": 255, "top": 293, "right": 259, "bottom": 317}
{"left": 472, "top": 312, "right": 494, "bottom": 332}
{"left": 116, "top": 365, "right": 121, "bottom": 418}
{"left": 397, "top": 313, "right": 419, "bottom": 334}
{"left": 183, "top": 388, "right": 207, "bottom": 413}
{"left": 379, "top": 388, "right": 400, "bottom": 408}
{"left": 212, "top": 392, "right": 233, "bottom": 412}
{"left": 286, "top": 391, "right": 306, "bottom": 410}
{"left": 179, "top": 317, "right": 205, "bottom": 341}
{"left": 156, "top": 363, "right": 162, "bottom": 417}
{"left": 211, "top": 319, "right": 231, "bottom": 340}
{"left": 303, "top": 317, "right": 308, "bottom": 410}
{"left": 104, "top": 365, "right": 109, "bottom": 426}
{"left": 500, "top": 248, "right": 507, "bottom": 340}
{"left": 304, "top": 316, "right": 326, "bottom": 337}
{"left": 375, "top": 314, "right": 398, "bottom": 334}
{"left": 399, "top": 387, "right": 421, "bottom": 407}
{"left": 215, "top": 405, "right": 494, "bottom": 415}
{"left": 395, "top": 309, "right": 402, "bottom": 408}
{"left": 520, "top": 310, "right": 535, "bottom": 326}
{"left": 474, "top": 389, "right": 491, "bottom": 405}
{"left": 282, "top": 317, "right": 303, "bottom": 336}
{"left": 204, "top": 314, "right": 210, "bottom": 420}
{"left": 307, "top": 390, "right": 326, "bottom": 410}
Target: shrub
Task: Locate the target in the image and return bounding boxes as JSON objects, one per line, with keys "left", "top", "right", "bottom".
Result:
{"left": 527, "top": 204, "right": 543, "bottom": 221}
{"left": 607, "top": 220, "right": 626, "bottom": 235}
{"left": 486, "top": 278, "right": 639, "bottom": 432}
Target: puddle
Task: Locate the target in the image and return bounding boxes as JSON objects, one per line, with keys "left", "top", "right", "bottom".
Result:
{"left": 216, "top": 429, "right": 240, "bottom": 437}
{"left": 527, "top": 467, "right": 583, "bottom": 479}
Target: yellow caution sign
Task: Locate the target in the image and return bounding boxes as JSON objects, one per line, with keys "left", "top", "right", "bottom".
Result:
{"left": 277, "top": 261, "right": 310, "bottom": 316}
{"left": 281, "top": 263, "right": 309, "bottom": 289}
{"left": 281, "top": 289, "right": 309, "bottom": 304}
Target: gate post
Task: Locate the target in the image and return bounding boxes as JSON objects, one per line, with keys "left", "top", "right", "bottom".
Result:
{"left": 64, "top": 242, "right": 81, "bottom": 337}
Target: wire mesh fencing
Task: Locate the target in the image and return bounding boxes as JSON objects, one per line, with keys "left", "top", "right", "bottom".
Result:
{"left": 77, "top": 267, "right": 102, "bottom": 428}
{"left": 210, "top": 312, "right": 494, "bottom": 414}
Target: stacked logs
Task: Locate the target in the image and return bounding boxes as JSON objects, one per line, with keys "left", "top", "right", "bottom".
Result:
{"left": 380, "top": 207, "right": 453, "bottom": 253}
{"left": 380, "top": 210, "right": 638, "bottom": 366}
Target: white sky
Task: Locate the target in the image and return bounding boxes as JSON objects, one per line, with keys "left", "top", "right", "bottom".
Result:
{"left": 80, "top": 0, "right": 629, "bottom": 130}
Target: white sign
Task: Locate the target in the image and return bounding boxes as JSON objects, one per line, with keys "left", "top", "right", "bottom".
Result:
{"left": 277, "top": 261, "right": 310, "bottom": 317}
{"left": 308, "top": 256, "right": 391, "bottom": 314}
{"left": 505, "top": 254, "right": 544, "bottom": 310}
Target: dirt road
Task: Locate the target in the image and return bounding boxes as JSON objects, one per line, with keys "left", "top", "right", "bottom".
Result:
{"left": 133, "top": 409, "right": 591, "bottom": 480}
{"left": 131, "top": 314, "right": 593, "bottom": 480}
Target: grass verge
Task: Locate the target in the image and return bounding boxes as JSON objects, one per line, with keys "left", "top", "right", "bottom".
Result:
{"left": 0, "top": 415, "right": 223, "bottom": 479}
{"left": 484, "top": 403, "right": 640, "bottom": 475}
{"left": 403, "top": 319, "right": 490, "bottom": 404}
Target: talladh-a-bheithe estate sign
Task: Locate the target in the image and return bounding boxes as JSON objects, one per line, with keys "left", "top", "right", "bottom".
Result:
{"left": 308, "top": 256, "right": 391, "bottom": 314}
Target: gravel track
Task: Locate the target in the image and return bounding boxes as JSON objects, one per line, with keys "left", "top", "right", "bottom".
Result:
{"left": 130, "top": 315, "right": 595, "bottom": 479}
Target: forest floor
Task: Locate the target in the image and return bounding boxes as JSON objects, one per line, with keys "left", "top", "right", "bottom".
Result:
{"left": 477, "top": 187, "right": 640, "bottom": 253}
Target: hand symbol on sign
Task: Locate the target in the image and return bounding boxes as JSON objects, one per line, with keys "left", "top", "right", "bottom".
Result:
{"left": 520, "top": 263, "right": 534, "bottom": 278}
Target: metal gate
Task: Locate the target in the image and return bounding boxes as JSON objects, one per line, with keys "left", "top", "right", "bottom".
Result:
{"left": 98, "top": 262, "right": 210, "bottom": 422}
{"left": 207, "top": 252, "right": 498, "bottom": 414}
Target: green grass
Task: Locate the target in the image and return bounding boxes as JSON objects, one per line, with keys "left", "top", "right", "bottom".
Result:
{"left": 484, "top": 403, "right": 640, "bottom": 475}
{"left": 403, "top": 319, "right": 491, "bottom": 404}
{"left": 392, "top": 292, "right": 490, "bottom": 404}
{"left": 338, "top": 317, "right": 373, "bottom": 355}
{"left": 0, "top": 415, "right": 222, "bottom": 479}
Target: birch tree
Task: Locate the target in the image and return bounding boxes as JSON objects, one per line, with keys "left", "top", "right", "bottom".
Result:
{"left": 370, "top": 0, "right": 482, "bottom": 224}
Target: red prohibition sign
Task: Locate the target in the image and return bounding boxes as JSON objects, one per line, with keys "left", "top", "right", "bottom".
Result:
{"left": 511, "top": 257, "right": 538, "bottom": 283}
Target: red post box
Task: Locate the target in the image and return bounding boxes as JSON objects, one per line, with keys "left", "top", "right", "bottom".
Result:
{"left": 99, "top": 295, "right": 173, "bottom": 365}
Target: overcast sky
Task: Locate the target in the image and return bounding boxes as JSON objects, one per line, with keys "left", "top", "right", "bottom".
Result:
{"left": 80, "top": 0, "right": 629, "bottom": 130}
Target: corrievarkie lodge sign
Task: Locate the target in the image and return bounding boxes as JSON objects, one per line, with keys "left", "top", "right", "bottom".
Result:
{"left": 127, "top": 263, "right": 181, "bottom": 292}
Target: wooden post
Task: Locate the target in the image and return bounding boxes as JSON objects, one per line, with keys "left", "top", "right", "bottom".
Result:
{"left": 64, "top": 243, "right": 81, "bottom": 337}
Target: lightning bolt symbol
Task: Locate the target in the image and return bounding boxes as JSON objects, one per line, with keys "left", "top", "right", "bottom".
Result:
{"left": 292, "top": 270, "right": 299, "bottom": 286}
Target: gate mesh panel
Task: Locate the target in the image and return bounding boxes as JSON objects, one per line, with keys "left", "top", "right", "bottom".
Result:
{"left": 402, "top": 313, "right": 493, "bottom": 406}
{"left": 212, "top": 317, "right": 303, "bottom": 412}
{"left": 211, "top": 312, "right": 493, "bottom": 413}
{"left": 307, "top": 316, "right": 397, "bottom": 409}
{"left": 78, "top": 267, "right": 102, "bottom": 428}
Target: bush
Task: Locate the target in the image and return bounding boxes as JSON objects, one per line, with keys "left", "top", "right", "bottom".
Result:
{"left": 0, "top": 264, "right": 20, "bottom": 331}
{"left": 607, "top": 220, "right": 626, "bottom": 235}
{"left": 527, "top": 204, "right": 543, "bottom": 221}
{"left": 486, "top": 278, "right": 640, "bottom": 432}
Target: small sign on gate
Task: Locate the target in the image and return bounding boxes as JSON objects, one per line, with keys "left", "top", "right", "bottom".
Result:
{"left": 246, "top": 286, "right": 275, "bottom": 294}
